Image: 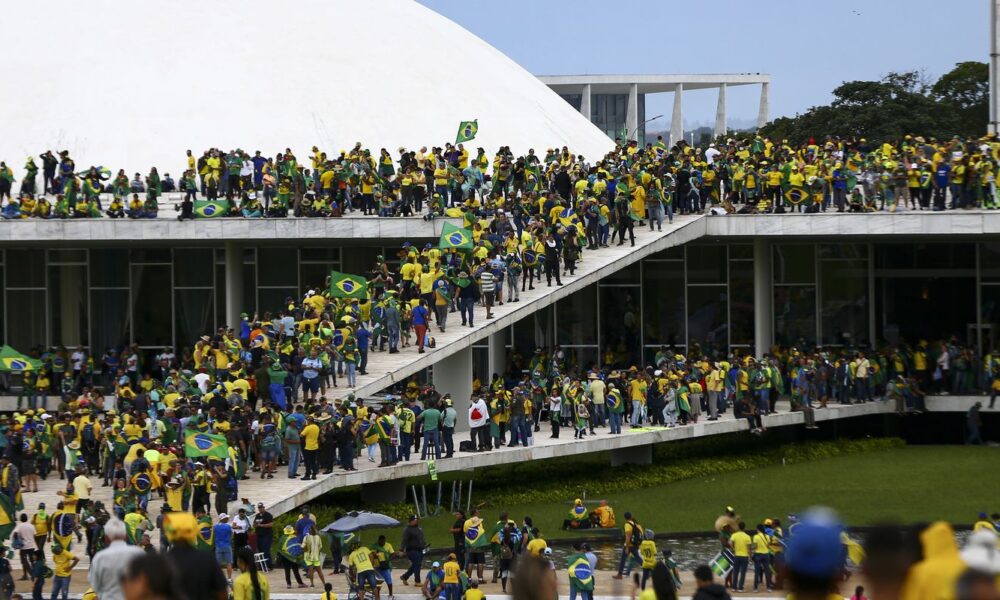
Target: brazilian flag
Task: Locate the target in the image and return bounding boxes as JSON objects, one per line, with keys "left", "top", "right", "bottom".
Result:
{"left": 184, "top": 431, "right": 229, "bottom": 460}
{"left": 278, "top": 534, "right": 303, "bottom": 563}
{"left": 53, "top": 510, "right": 76, "bottom": 549}
{"left": 464, "top": 519, "right": 489, "bottom": 549}
{"left": 455, "top": 119, "right": 478, "bottom": 144}
{"left": 523, "top": 250, "right": 539, "bottom": 267}
{"left": 558, "top": 208, "right": 581, "bottom": 229}
{"left": 439, "top": 222, "right": 473, "bottom": 251}
{"left": 193, "top": 199, "right": 230, "bottom": 218}
{"left": 0, "top": 492, "right": 14, "bottom": 541}
{"left": 0, "top": 345, "right": 41, "bottom": 372}
{"left": 568, "top": 554, "right": 595, "bottom": 591}
{"left": 784, "top": 187, "right": 808, "bottom": 206}
{"left": 198, "top": 517, "right": 214, "bottom": 551}
{"left": 131, "top": 472, "right": 152, "bottom": 494}
{"left": 329, "top": 271, "right": 368, "bottom": 299}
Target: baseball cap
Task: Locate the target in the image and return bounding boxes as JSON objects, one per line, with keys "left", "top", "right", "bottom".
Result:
{"left": 785, "top": 516, "right": 847, "bottom": 578}
{"left": 432, "top": 561, "right": 441, "bottom": 568}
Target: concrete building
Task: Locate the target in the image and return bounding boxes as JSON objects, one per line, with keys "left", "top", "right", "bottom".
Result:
{"left": 540, "top": 74, "right": 771, "bottom": 147}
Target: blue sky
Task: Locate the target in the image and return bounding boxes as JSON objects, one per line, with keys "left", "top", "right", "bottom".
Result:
{"left": 419, "top": 0, "right": 986, "bottom": 130}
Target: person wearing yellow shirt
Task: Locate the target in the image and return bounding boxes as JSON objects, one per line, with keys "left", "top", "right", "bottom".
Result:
{"left": 638, "top": 529, "right": 658, "bottom": 588}
{"left": 751, "top": 523, "right": 774, "bottom": 592}
{"left": 730, "top": 522, "right": 752, "bottom": 592}
{"left": 300, "top": 416, "right": 321, "bottom": 481}
{"left": 349, "top": 542, "right": 381, "bottom": 600}
{"left": 51, "top": 542, "right": 80, "bottom": 595}
{"left": 442, "top": 552, "right": 461, "bottom": 599}
{"left": 628, "top": 374, "right": 647, "bottom": 426}
{"left": 233, "top": 546, "right": 270, "bottom": 600}
{"left": 526, "top": 536, "right": 548, "bottom": 557}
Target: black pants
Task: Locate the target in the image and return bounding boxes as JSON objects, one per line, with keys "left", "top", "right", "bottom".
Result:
{"left": 283, "top": 559, "right": 305, "bottom": 586}
{"left": 545, "top": 259, "right": 561, "bottom": 286}
{"left": 401, "top": 549, "right": 423, "bottom": 583}
{"left": 616, "top": 218, "right": 634, "bottom": 245}
{"left": 303, "top": 448, "right": 318, "bottom": 478}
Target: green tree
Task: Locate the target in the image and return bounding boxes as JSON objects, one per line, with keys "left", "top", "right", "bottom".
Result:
{"left": 760, "top": 69, "right": 974, "bottom": 144}
{"left": 932, "top": 61, "right": 988, "bottom": 135}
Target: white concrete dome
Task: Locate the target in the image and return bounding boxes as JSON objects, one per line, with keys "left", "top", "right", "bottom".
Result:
{"left": 2, "top": 0, "right": 612, "bottom": 175}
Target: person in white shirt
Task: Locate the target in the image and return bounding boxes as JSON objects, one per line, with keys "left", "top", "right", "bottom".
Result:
{"left": 89, "top": 518, "right": 144, "bottom": 600}
{"left": 232, "top": 507, "right": 252, "bottom": 549}
{"left": 468, "top": 396, "right": 490, "bottom": 451}
{"left": 193, "top": 371, "right": 211, "bottom": 394}
{"left": 705, "top": 144, "right": 721, "bottom": 165}
{"left": 12, "top": 514, "right": 37, "bottom": 579}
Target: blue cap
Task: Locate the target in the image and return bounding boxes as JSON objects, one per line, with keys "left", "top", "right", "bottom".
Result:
{"left": 785, "top": 520, "right": 846, "bottom": 578}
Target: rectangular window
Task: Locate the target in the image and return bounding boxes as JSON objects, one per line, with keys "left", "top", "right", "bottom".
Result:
{"left": 820, "top": 259, "right": 868, "bottom": 346}
{"left": 686, "top": 245, "right": 726, "bottom": 284}
{"left": 257, "top": 248, "right": 297, "bottom": 287}
{"left": 6, "top": 290, "right": 46, "bottom": 350}
{"left": 686, "top": 285, "right": 728, "bottom": 349}
{"left": 49, "top": 265, "right": 88, "bottom": 347}
{"left": 175, "top": 289, "right": 214, "bottom": 351}
{"left": 600, "top": 286, "right": 641, "bottom": 366}
{"left": 174, "top": 249, "right": 215, "bottom": 287}
{"left": 773, "top": 244, "right": 815, "bottom": 284}
{"left": 774, "top": 286, "right": 817, "bottom": 347}
{"left": 91, "top": 289, "right": 130, "bottom": 355}
{"left": 131, "top": 264, "right": 172, "bottom": 347}
{"left": 556, "top": 284, "right": 597, "bottom": 346}
{"left": 5, "top": 249, "right": 45, "bottom": 288}
{"left": 642, "top": 262, "right": 684, "bottom": 347}
{"left": 728, "top": 265, "right": 754, "bottom": 346}
{"left": 90, "top": 249, "right": 129, "bottom": 287}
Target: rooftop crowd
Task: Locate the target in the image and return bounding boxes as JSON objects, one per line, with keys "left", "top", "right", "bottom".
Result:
{"left": 2, "top": 133, "right": 1000, "bottom": 221}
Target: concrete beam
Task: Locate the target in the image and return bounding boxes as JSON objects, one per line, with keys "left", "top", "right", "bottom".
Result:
{"left": 626, "top": 83, "right": 639, "bottom": 142}
{"left": 714, "top": 83, "right": 727, "bottom": 138}
{"left": 434, "top": 347, "right": 473, "bottom": 434}
{"left": 361, "top": 479, "right": 407, "bottom": 504}
{"left": 610, "top": 444, "right": 652, "bottom": 467}
{"left": 753, "top": 238, "right": 773, "bottom": 358}
{"left": 225, "top": 241, "right": 244, "bottom": 334}
{"left": 757, "top": 82, "right": 770, "bottom": 129}
{"left": 670, "top": 83, "right": 684, "bottom": 148}
{"left": 580, "top": 83, "right": 592, "bottom": 121}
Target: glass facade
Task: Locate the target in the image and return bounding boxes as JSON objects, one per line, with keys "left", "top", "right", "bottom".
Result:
{"left": 2, "top": 241, "right": 998, "bottom": 368}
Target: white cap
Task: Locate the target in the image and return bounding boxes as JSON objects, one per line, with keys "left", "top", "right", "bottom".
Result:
{"left": 219, "top": 513, "right": 229, "bottom": 521}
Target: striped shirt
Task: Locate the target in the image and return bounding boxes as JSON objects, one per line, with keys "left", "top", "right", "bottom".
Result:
{"left": 479, "top": 270, "right": 495, "bottom": 293}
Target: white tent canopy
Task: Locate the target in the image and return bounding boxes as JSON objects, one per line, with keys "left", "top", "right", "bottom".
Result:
{"left": 2, "top": 0, "right": 612, "bottom": 176}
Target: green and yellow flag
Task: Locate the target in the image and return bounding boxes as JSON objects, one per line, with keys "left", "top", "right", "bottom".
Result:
{"left": 184, "top": 431, "right": 229, "bottom": 460}
{"left": 0, "top": 492, "right": 14, "bottom": 541}
{"left": 193, "top": 199, "right": 230, "bottom": 218}
{"left": 329, "top": 271, "right": 368, "bottom": 299}
{"left": 455, "top": 120, "right": 478, "bottom": 144}
{"left": 0, "top": 345, "right": 41, "bottom": 373}
{"left": 439, "top": 222, "right": 473, "bottom": 251}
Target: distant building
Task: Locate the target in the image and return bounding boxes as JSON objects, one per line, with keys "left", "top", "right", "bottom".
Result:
{"left": 540, "top": 74, "right": 771, "bottom": 147}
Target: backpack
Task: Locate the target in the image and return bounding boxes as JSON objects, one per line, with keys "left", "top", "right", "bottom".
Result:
{"left": 82, "top": 423, "right": 96, "bottom": 444}
{"left": 10, "top": 532, "right": 23, "bottom": 551}
{"left": 261, "top": 432, "right": 278, "bottom": 452}
{"left": 629, "top": 521, "right": 644, "bottom": 547}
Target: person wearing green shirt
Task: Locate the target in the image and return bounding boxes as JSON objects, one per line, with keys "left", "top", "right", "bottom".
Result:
{"left": 372, "top": 535, "right": 395, "bottom": 597}
{"left": 267, "top": 359, "right": 288, "bottom": 410}
{"left": 417, "top": 404, "right": 441, "bottom": 460}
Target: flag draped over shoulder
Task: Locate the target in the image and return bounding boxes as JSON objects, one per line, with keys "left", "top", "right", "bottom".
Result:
{"left": 193, "top": 199, "right": 230, "bottom": 218}
{"left": 439, "top": 222, "right": 473, "bottom": 251}
{"left": 184, "top": 431, "right": 228, "bottom": 460}
{"left": 455, "top": 120, "right": 478, "bottom": 144}
{"left": 0, "top": 493, "right": 14, "bottom": 540}
{"left": 329, "top": 271, "right": 368, "bottom": 299}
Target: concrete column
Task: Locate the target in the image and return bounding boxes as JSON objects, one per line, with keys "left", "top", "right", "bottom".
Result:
{"left": 580, "top": 84, "right": 592, "bottom": 121}
{"left": 610, "top": 445, "right": 652, "bottom": 467}
{"left": 670, "top": 83, "right": 684, "bottom": 148}
{"left": 434, "top": 347, "right": 473, "bottom": 433}
{"left": 626, "top": 83, "right": 639, "bottom": 141}
{"left": 361, "top": 479, "right": 407, "bottom": 504}
{"left": 991, "top": 0, "right": 1000, "bottom": 133}
{"left": 757, "top": 82, "right": 770, "bottom": 129}
{"left": 753, "top": 238, "right": 773, "bottom": 358}
{"left": 224, "top": 242, "right": 244, "bottom": 333}
{"left": 487, "top": 330, "right": 506, "bottom": 381}
{"left": 714, "top": 83, "right": 727, "bottom": 138}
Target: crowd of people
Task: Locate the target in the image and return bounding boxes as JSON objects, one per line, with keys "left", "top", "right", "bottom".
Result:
{"left": 3, "top": 133, "right": 1000, "bottom": 221}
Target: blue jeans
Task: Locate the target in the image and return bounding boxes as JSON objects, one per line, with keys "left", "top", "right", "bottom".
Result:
{"left": 753, "top": 554, "right": 772, "bottom": 590}
{"left": 733, "top": 556, "right": 749, "bottom": 590}
{"left": 609, "top": 411, "right": 622, "bottom": 434}
{"left": 630, "top": 400, "right": 643, "bottom": 425}
{"left": 592, "top": 403, "right": 606, "bottom": 427}
{"left": 346, "top": 362, "right": 356, "bottom": 387}
{"left": 388, "top": 326, "right": 400, "bottom": 351}
{"left": 50, "top": 575, "right": 71, "bottom": 600}
{"left": 459, "top": 297, "right": 475, "bottom": 325}
{"left": 508, "top": 416, "right": 527, "bottom": 446}
{"left": 421, "top": 430, "right": 441, "bottom": 459}
{"left": 756, "top": 388, "right": 770, "bottom": 414}
{"left": 617, "top": 546, "right": 640, "bottom": 576}
{"left": 399, "top": 432, "right": 413, "bottom": 461}
{"left": 287, "top": 445, "right": 301, "bottom": 476}
{"left": 444, "top": 583, "right": 461, "bottom": 600}
{"left": 570, "top": 589, "right": 593, "bottom": 600}
{"left": 402, "top": 549, "right": 423, "bottom": 583}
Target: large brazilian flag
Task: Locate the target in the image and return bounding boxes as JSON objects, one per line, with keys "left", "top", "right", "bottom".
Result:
{"left": 329, "top": 271, "right": 368, "bottom": 300}
{"left": 455, "top": 120, "right": 478, "bottom": 144}
{"left": 184, "top": 431, "right": 229, "bottom": 460}
{"left": 0, "top": 493, "right": 14, "bottom": 541}
{"left": 439, "top": 222, "right": 473, "bottom": 251}
{"left": 0, "top": 345, "right": 41, "bottom": 373}
{"left": 193, "top": 199, "right": 230, "bottom": 218}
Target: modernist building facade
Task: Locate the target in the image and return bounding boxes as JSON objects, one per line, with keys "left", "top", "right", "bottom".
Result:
{"left": 3, "top": 215, "right": 999, "bottom": 385}
{"left": 540, "top": 74, "right": 771, "bottom": 147}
